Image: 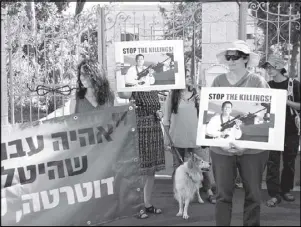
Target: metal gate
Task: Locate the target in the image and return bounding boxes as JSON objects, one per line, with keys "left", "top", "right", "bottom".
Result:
{"left": 3, "top": 2, "right": 203, "bottom": 124}
{"left": 3, "top": 2, "right": 100, "bottom": 124}
{"left": 247, "top": 1, "right": 300, "bottom": 80}
{"left": 103, "top": 2, "right": 203, "bottom": 94}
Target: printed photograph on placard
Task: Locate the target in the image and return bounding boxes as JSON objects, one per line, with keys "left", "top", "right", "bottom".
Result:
{"left": 115, "top": 40, "right": 185, "bottom": 92}
{"left": 196, "top": 87, "right": 287, "bottom": 151}
{"left": 204, "top": 100, "right": 272, "bottom": 143}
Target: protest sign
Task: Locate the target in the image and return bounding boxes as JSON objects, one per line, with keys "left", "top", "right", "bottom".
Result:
{"left": 1, "top": 105, "right": 144, "bottom": 226}
{"left": 115, "top": 40, "right": 185, "bottom": 92}
{"left": 196, "top": 87, "right": 287, "bottom": 151}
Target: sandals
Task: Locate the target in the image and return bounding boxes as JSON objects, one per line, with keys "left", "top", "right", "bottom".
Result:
{"left": 137, "top": 205, "right": 162, "bottom": 219}
{"left": 282, "top": 193, "right": 295, "bottom": 202}
{"left": 235, "top": 182, "right": 243, "bottom": 189}
{"left": 137, "top": 209, "right": 149, "bottom": 219}
{"left": 145, "top": 205, "right": 162, "bottom": 214}
{"left": 266, "top": 197, "right": 281, "bottom": 207}
{"left": 207, "top": 195, "right": 216, "bottom": 204}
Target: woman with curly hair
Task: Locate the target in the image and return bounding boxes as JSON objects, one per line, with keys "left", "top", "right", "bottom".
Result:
{"left": 70, "top": 59, "right": 115, "bottom": 113}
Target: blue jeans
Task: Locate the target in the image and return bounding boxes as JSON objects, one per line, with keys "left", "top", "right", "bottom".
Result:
{"left": 211, "top": 151, "right": 269, "bottom": 226}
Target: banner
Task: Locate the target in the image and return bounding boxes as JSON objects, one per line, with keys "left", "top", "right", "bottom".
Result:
{"left": 196, "top": 87, "right": 287, "bottom": 151}
{"left": 1, "top": 105, "right": 144, "bottom": 226}
{"left": 115, "top": 40, "right": 185, "bottom": 92}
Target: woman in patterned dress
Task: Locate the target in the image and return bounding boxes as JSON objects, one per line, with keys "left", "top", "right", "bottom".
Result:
{"left": 70, "top": 59, "right": 115, "bottom": 113}
{"left": 119, "top": 90, "right": 165, "bottom": 219}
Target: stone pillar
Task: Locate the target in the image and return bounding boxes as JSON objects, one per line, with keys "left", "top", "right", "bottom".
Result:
{"left": 200, "top": 2, "right": 239, "bottom": 86}
{"left": 105, "top": 6, "right": 122, "bottom": 92}
{"left": 97, "top": 6, "right": 107, "bottom": 69}
{"left": 238, "top": 2, "right": 248, "bottom": 41}
{"left": 1, "top": 8, "right": 9, "bottom": 125}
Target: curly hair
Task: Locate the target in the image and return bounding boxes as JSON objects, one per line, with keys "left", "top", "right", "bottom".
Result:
{"left": 76, "top": 59, "right": 115, "bottom": 106}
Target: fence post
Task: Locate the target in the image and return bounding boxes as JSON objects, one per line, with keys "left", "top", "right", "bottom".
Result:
{"left": 97, "top": 6, "right": 107, "bottom": 69}
{"left": 238, "top": 2, "right": 248, "bottom": 41}
{"left": 1, "top": 8, "right": 9, "bottom": 125}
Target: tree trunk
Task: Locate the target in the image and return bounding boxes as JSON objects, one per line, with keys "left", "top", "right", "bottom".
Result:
{"left": 190, "top": 22, "right": 196, "bottom": 85}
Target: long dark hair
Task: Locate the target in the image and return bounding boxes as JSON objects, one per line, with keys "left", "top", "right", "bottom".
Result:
{"left": 170, "top": 86, "right": 199, "bottom": 116}
{"left": 77, "top": 59, "right": 115, "bottom": 105}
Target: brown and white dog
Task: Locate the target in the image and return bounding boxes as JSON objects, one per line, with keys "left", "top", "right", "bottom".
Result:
{"left": 173, "top": 153, "right": 211, "bottom": 219}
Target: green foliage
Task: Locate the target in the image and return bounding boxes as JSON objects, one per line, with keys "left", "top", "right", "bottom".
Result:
{"left": 249, "top": 1, "right": 300, "bottom": 77}
{"left": 4, "top": 1, "right": 99, "bottom": 121}
{"left": 159, "top": 2, "right": 202, "bottom": 64}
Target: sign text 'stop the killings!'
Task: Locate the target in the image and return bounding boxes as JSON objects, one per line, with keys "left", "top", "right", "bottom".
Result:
{"left": 122, "top": 47, "right": 174, "bottom": 55}
{"left": 209, "top": 93, "right": 272, "bottom": 103}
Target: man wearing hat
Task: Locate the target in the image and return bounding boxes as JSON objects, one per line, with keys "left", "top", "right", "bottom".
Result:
{"left": 261, "top": 54, "right": 300, "bottom": 207}
{"left": 209, "top": 40, "right": 270, "bottom": 226}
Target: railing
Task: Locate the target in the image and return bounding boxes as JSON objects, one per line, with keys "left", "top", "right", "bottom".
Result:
{"left": 3, "top": 2, "right": 102, "bottom": 124}
{"left": 248, "top": 1, "right": 300, "bottom": 80}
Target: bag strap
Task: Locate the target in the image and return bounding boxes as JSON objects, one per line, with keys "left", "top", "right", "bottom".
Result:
{"left": 287, "top": 78, "right": 299, "bottom": 116}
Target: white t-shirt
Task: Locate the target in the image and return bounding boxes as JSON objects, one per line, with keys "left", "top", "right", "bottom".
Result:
{"left": 124, "top": 65, "right": 155, "bottom": 86}
{"left": 206, "top": 114, "right": 242, "bottom": 141}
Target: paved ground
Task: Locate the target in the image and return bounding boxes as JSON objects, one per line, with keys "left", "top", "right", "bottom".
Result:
{"left": 102, "top": 149, "right": 300, "bottom": 226}
{"left": 103, "top": 178, "right": 300, "bottom": 226}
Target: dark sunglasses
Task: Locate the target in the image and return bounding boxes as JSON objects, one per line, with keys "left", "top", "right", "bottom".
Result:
{"left": 225, "top": 55, "right": 241, "bottom": 61}
{"left": 264, "top": 64, "right": 274, "bottom": 70}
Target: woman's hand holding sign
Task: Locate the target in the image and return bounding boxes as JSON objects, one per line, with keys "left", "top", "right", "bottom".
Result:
{"left": 228, "top": 141, "right": 246, "bottom": 156}
{"left": 221, "top": 141, "right": 246, "bottom": 155}
{"left": 234, "top": 119, "right": 242, "bottom": 129}
{"left": 115, "top": 62, "right": 124, "bottom": 72}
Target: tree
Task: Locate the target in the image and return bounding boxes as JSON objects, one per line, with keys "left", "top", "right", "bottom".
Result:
{"left": 75, "top": 0, "right": 86, "bottom": 17}
{"left": 249, "top": 1, "right": 300, "bottom": 77}
{"left": 3, "top": 1, "right": 100, "bottom": 122}
{"left": 159, "top": 2, "right": 202, "bottom": 84}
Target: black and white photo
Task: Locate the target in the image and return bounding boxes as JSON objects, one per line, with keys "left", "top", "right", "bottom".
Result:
{"left": 115, "top": 40, "right": 185, "bottom": 92}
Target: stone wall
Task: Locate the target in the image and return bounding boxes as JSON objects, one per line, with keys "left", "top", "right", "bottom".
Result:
{"left": 200, "top": 2, "right": 239, "bottom": 86}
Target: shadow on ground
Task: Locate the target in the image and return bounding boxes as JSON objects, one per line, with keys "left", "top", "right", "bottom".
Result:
{"left": 102, "top": 178, "right": 300, "bottom": 226}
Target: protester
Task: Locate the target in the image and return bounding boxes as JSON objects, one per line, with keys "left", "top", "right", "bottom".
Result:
{"left": 261, "top": 54, "right": 300, "bottom": 207}
{"left": 118, "top": 90, "right": 165, "bottom": 219}
{"left": 69, "top": 59, "right": 115, "bottom": 113}
{"left": 39, "top": 59, "right": 115, "bottom": 120}
{"left": 206, "top": 101, "right": 243, "bottom": 140}
{"left": 210, "top": 40, "right": 270, "bottom": 226}
{"left": 163, "top": 68, "right": 216, "bottom": 204}
{"left": 124, "top": 54, "right": 155, "bottom": 87}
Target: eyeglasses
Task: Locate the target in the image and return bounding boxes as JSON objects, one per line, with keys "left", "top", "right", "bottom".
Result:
{"left": 225, "top": 55, "right": 241, "bottom": 61}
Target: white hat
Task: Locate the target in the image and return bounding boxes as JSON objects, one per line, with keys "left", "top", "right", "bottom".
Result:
{"left": 216, "top": 40, "right": 260, "bottom": 68}
{"left": 261, "top": 54, "right": 286, "bottom": 70}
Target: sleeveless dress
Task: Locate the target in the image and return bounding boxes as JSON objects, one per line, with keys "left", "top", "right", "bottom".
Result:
{"left": 131, "top": 91, "right": 165, "bottom": 175}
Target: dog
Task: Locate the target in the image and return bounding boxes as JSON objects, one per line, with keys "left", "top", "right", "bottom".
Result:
{"left": 173, "top": 153, "right": 211, "bottom": 219}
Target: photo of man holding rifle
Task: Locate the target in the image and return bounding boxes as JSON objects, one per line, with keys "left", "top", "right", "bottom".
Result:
{"left": 206, "top": 101, "right": 243, "bottom": 140}
{"left": 124, "top": 54, "right": 156, "bottom": 87}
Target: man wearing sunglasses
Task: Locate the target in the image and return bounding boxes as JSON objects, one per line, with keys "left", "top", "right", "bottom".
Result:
{"left": 261, "top": 55, "right": 300, "bottom": 208}
{"left": 208, "top": 40, "right": 270, "bottom": 226}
